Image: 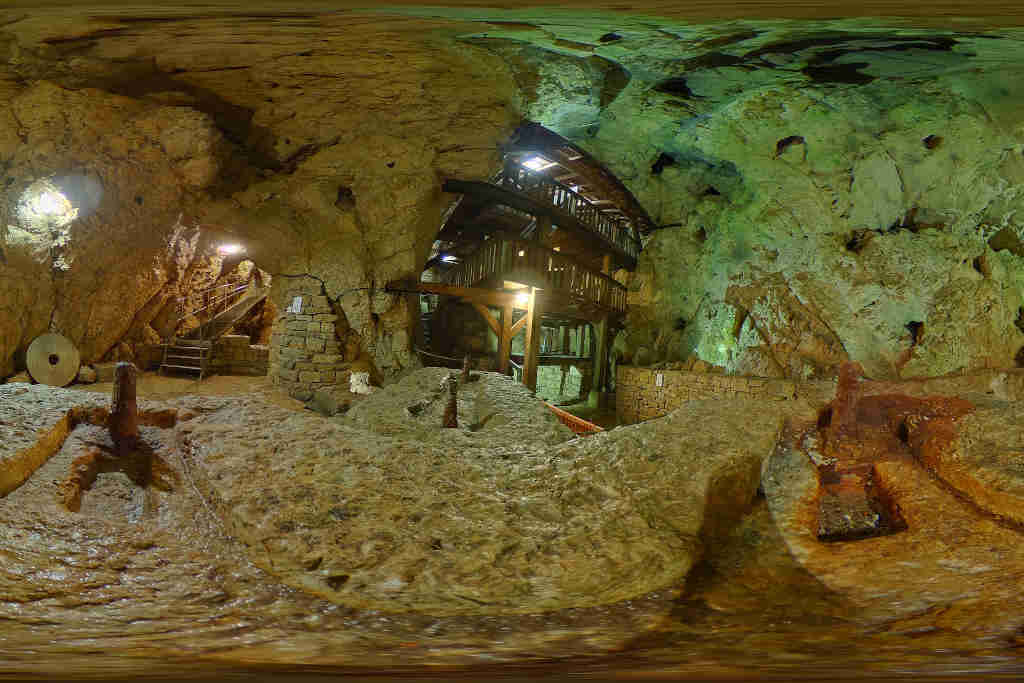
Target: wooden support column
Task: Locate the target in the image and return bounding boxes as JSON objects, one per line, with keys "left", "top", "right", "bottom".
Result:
{"left": 498, "top": 303, "right": 514, "bottom": 375}
{"left": 588, "top": 314, "right": 610, "bottom": 410}
{"left": 536, "top": 214, "right": 553, "bottom": 246}
{"left": 523, "top": 287, "right": 543, "bottom": 392}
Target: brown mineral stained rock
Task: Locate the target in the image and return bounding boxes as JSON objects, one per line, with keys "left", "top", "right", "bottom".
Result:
{"left": 919, "top": 401, "right": 1024, "bottom": 525}
{"left": 764, "top": 403, "right": 1024, "bottom": 631}
{"left": 180, "top": 368, "right": 815, "bottom": 614}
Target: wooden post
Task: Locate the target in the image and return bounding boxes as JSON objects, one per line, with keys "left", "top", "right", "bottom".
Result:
{"left": 498, "top": 303, "right": 514, "bottom": 375}
{"left": 523, "top": 287, "right": 543, "bottom": 392}
{"left": 536, "top": 214, "right": 553, "bottom": 246}
{"left": 588, "top": 314, "right": 610, "bottom": 410}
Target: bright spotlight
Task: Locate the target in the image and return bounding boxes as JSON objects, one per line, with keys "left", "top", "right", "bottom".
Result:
{"left": 218, "top": 243, "right": 244, "bottom": 255}
{"left": 515, "top": 291, "right": 530, "bottom": 306}
{"left": 17, "top": 181, "right": 77, "bottom": 228}
{"left": 35, "top": 190, "right": 65, "bottom": 216}
{"left": 517, "top": 250, "right": 525, "bottom": 257}
{"left": 522, "top": 156, "right": 551, "bottom": 172}
{"left": 440, "top": 254, "right": 458, "bottom": 263}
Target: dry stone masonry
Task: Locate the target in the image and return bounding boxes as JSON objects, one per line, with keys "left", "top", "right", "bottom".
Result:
{"left": 270, "top": 278, "right": 350, "bottom": 401}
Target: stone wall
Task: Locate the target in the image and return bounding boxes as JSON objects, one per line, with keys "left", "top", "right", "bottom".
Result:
{"left": 616, "top": 365, "right": 1024, "bottom": 425}
{"left": 536, "top": 362, "right": 592, "bottom": 404}
{"left": 208, "top": 335, "right": 268, "bottom": 376}
{"left": 269, "top": 279, "right": 349, "bottom": 401}
{"left": 616, "top": 366, "right": 804, "bottom": 425}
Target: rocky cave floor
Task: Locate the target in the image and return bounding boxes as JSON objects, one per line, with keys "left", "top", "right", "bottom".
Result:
{"left": 4, "top": 370, "right": 1024, "bottom": 678}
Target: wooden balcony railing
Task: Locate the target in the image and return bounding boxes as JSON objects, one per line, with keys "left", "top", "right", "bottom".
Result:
{"left": 498, "top": 162, "right": 641, "bottom": 262}
{"left": 443, "top": 239, "right": 628, "bottom": 313}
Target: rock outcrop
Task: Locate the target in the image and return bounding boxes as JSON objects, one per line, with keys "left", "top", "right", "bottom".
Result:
{"left": 169, "top": 368, "right": 808, "bottom": 614}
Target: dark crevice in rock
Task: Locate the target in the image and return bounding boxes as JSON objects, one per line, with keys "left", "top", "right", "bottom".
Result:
{"left": 335, "top": 186, "right": 356, "bottom": 211}
{"left": 702, "top": 186, "right": 721, "bottom": 196}
{"left": 598, "top": 32, "right": 623, "bottom": 43}
{"left": 698, "top": 30, "right": 763, "bottom": 50}
{"left": 653, "top": 77, "right": 700, "bottom": 99}
{"left": 803, "top": 63, "right": 875, "bottom": 85}
{"left": 774, "top": 135, "right": 806, "bottom": 159}
{"left": 696, "top": 227, "right": 707, "bottom": 243}
{"left": 906, "top": 321, "right": 924, "bottom": 346}
{"left": 1015, "top": 308, "right": 1024, "bottom": 335}
{"left": 972, "top": 254, "right": 990, "bottom": 277}
{"left": 845, "top": 229, "right": 874, "bottom": 253}
{"left": 923, "top": 134, "right": 943, "bottom": 149}
{"left": 742, "top": 34, "right": 959, "bottom": 62}
{"left": 281, "top": 136, "right": 341, "bottom": 174}
{"left": 325, "top": 574, "right": 350, "bottom": 590}
{"left": 651, "top": 152, "right": 676, "bottom": 175}
{"left": 988, "top": 226, "right": 1024, "bottom": 256}
{"left": 596, "top": 57, "right": 631, "bottom": 108}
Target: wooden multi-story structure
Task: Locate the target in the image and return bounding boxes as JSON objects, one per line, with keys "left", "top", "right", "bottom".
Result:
{"left": 410, "top": 124, "right": 651, "bottom": 405}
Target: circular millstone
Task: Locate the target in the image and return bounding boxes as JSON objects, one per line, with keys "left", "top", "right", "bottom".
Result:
{"left": 26, "top": 333, "right": 80, "bottom": 387}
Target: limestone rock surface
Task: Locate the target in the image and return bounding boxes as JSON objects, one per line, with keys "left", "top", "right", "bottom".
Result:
{"left": 178, "top": 368, "right": 807, "bottom": 614}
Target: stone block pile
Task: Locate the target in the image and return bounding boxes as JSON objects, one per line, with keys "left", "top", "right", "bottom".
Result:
{"left": 269, "top": 280, "right": 350, "bottom": 401}
{"left": 208, "top": 335, "right": 269, "bottom": 376}
{"left": 616, "top": 366, "right": 800, "bottom": 424}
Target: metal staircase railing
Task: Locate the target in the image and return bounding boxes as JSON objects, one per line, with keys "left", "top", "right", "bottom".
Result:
{"left": 159, "top": 278, "right": 254, "bottom": 380}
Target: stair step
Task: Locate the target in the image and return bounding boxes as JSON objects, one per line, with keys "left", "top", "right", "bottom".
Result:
{"left": 166, "top": 354, "right": 206, "bottom": 362}
{"left": 160, "top": 364, "right": 203, "bottom": 372}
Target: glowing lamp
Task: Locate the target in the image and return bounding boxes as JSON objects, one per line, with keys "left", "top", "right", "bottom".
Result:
{"left": 440, "top": 254, "right": 458, "bottom": 263}
{"left": 522, "top": 156, "right": 551, "bottom": 172}
{"left": 218, "top": 243, "right": 244, "bottom": 255}
{"left": 515, "top": 292, "right": 530, "bottom": 306}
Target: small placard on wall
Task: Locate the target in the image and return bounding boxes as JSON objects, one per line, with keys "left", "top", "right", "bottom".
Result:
{"left": 287, "top": 295, "right": 303, "bottom": 314}
{"left": 655, "top": 373, "right": 664, "bottom": 387}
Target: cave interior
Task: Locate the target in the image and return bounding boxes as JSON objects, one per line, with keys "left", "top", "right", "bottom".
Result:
{"left": 4, "top": 1, "right": 1024, "bottom": 679}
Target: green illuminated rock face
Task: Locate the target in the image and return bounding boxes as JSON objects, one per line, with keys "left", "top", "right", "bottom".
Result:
{"left": 591, "top": 33, "right": 1024, "bottom": 379}
{"left": 455, "top": 15, "right": 1024, "bottom": 379}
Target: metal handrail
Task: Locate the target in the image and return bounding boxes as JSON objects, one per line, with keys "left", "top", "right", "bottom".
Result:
{"left": 498, "top": 161, "right": 642, "bottom": 261}
{"left": 509, "top": 359, "right": 523, "bottom": 383}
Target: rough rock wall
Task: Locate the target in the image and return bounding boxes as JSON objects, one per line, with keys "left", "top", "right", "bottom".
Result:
{"left": 0, "top": 80, "right": 229, "bottom": 376}
{"left": 0, "top": 11, "right": 522, "bottom": 380}
{"left": 448, "top": 15, "right": 1024, "bottom": 381}
{"left": 581, "top": 39, "right": 1024, "bottom": 380}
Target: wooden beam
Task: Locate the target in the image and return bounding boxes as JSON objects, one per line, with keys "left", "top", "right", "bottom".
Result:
{"left": 510, "top": 312, "right": 529, "bottom": 336}
{"left": 399, "top": 281, "right": 519, "bottom": 308}
{"left": 471, "top": 302, "right": 500, "bottom": 337}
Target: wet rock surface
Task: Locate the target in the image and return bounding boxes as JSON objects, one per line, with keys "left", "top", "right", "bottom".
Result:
{"left": 184, "top": 368, "right": 803, "bottom": 614}
{"left": 7, "top": 372, "right": 1024, "bottom": 675}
